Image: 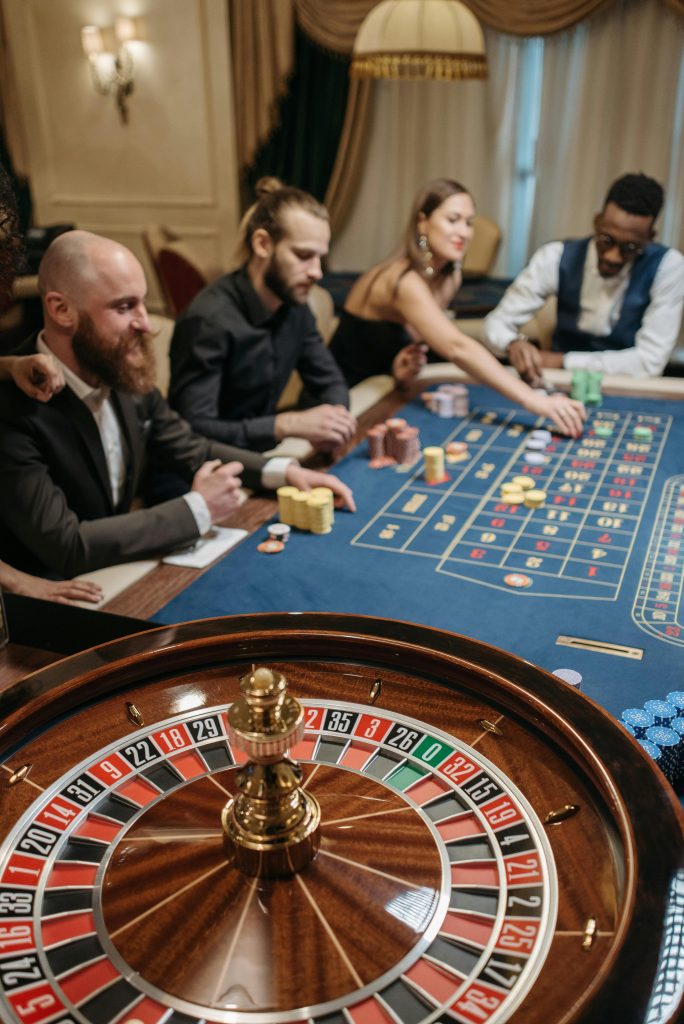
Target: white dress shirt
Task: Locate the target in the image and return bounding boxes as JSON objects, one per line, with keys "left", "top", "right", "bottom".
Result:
{"left": 37, "top": 336, "right": 294, "bottom": 537}
{"left": 484, "top": 240, "right": 684, "bottom": 377}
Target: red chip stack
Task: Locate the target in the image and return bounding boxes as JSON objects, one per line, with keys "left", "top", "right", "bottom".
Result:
{"left": 367, "top": 419, "right": 421, "bottom": 469}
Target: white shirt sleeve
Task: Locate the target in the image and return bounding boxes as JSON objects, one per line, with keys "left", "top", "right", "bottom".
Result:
{"left": 564, "top": 248, "right": 684, "bottom": 377}
{"left": 183, "top": 491, "right": 212, "bottom": 536}
{"left": 261, "top": 456, "right": 296, "bottom": 491}
{"left": 484, "top": 242, "right": 563, "bottom": 354}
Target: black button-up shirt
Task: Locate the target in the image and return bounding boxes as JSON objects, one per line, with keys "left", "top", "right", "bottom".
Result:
{"left": 169, "top": 268, "right": 348, "bottom": 451}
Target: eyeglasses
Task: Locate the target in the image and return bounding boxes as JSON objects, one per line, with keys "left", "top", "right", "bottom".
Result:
{"left": 595, "top": 233, "right": 644, "bottom": 261}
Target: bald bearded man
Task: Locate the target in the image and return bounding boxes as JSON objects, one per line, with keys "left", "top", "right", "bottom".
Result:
{"left": 0, "top": 230, "right": 354, "bottom": 578}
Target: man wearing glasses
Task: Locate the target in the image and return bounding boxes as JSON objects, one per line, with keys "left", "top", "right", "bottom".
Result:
{"left": 484, "top": 173, "right": 684, "bottom": 380}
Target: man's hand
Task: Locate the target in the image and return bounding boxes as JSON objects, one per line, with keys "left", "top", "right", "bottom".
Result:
{"left": 507, "top": 338, "right": 544, "bottom": 387}
{"left": 285, "top": 463, "right": 356, "bottom": 512}
{"left": 7, "top": 354, "right": 65, "bottom": 402}
{"left": 392, "top": 342, "right": 428, "bottom": 386}
{"left": 275, "top": 405, "right": 356, "bottom": 451}
{"left": 191, "top": 459, "right": 244, "bottom": 522}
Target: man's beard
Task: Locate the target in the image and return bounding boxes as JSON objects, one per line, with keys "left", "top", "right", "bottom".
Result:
{"left": 263, "top": 253, "right": 308, "bottom": 305}
{"left": 72, "top": 312, "right": 157, "bottom": 394}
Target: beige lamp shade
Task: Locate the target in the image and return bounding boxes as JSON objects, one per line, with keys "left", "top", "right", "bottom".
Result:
{"left": 351, "top": 0, "right": 487, "bottom": 81}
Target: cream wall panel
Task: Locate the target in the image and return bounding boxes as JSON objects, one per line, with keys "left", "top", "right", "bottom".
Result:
{"left": 2, "top": 0, "right": 239, "bottom": 309}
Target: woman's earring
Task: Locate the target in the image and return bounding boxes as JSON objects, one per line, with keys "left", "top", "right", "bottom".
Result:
{"left": 418, "top": 234, "right": 434, "bottom": 277}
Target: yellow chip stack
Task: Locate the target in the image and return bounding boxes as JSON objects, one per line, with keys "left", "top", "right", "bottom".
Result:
{"left": 310, "top": 486, "right": 335, "bottom": 524}
{"left": 423, "top": 446, "right": 445, "bottom": 483}
{"left": 502, "top": 489, "right": 524, "bottom": 505}
{"left": 291, "top": 491, "right": 311, "bottom": 530}
{"left": 501, "top": 481, "right": 523, "bottom": 501}
{"left": 512, "top": 476, "right": 535, "bottom": 491}
{"left": 276, "top": 485, "right": 299, "bottom": 526}
{"left": 307, "top": 494, "right": 333, "bottom": 534}
{"left": 524, "top": 489, "right": 547, "bottom": 509}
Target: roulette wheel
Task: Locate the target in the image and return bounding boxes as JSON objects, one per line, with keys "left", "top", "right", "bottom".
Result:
{"left": 0, "top": 613, "right": 682, "bottom": 1024}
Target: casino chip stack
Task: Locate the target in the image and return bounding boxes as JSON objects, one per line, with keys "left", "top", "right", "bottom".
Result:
{"left": 586, "top": 371, "right": 603, "bottom": 407}
{"left": 571, "top": 370, "right": 602, "bottom": 406}
{"left": 276, "top": 486, "right": 298, "bottom": 526}
{"left": 422, "top": 384, "right": 469, "bottom": 418}
{"left": 367, "top": 423, "right": 390, "bottom": 467}
{"left": 367, "top": 419, "right": 421, "bottom": 468}
{"left": 446, "top": 441, "right": 469, "bottom": 464}
{"left": 500, "top": 474, "right": 546, "bottom": 509}
{"left": 645, "top": 727, "right": 681, "bottom": 788}
{"left": 424, "top": 446, "right": 447, "bottom": 484}
{"left": 571, "top": 370, "right": 589, "bottom": 403}
{"left": 644, "top": 699, "right": 677, "bottom": 726}
{"left": 522, "top": 488, "right": 545, "bottom": 509}
{"left": 385, "top": 418, "right": 407, "bottom": 459}
{"left": 621, "top": 693, "right": 684, "bottom": 791}
{"left": 307, "top": 495, "right": 333, "bottom": 534}
{"left": 292, "top": 491, "right": 311, "bottom": 531}
{"left": 524, "top": 428, "right": 552, "bottom": 466}
{"left": 621, "top": 708, "right": 655, "bottom": 739}
{"left": 274, "top": 486, "right": 335, "bottom": 537}
{"left": 500, "top": 481, "right": 524, "bottom": 506}
{"left": 310, "top": 487, "right": 335, "bottom": 530}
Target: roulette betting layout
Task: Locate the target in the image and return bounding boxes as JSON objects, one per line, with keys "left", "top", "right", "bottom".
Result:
{"left": 155, "top": 386, "right": 684, "bottom": 720}
{"left": 0, "top": 613, "right": 682, "bottom": 1024}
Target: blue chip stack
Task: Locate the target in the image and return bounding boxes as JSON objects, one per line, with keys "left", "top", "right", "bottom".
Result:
{"left": 621, "top": 708, "right": 654, "bottom": 739}
{"left": 643, "top": 699, "right": 678, "bottom": 727}
{"left": 645, "top": 726, "right": 681, "bottom": 788}
{"left": 620, "top": 693, "right": 684, "bottom": 793}
{"left": 638, "top": 738, "right": 663, "bottom": 772}
{"left": 666, "top": 691, "right": 684, "bottom": 717}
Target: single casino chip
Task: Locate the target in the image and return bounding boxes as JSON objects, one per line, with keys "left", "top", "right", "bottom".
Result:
{"left": 446, "top": 441, "right": 468, "bottom": 455}
{"left": 530, "top": 429, "right": 552, "bottom": 444}
{"left": 633, "top": 426, "right": 652, "bottom": 440}
{"left": 524, "top": 451, "right": 547, "bottom": 465}
{"left": 525, "top": 437, "right": 547, "bottom": 451}
{"left": 594, "top": 426, "right": 613, "bottom": 438}
{"left": 504, "top": 572, "right": 533, "bottom": 588}
{"left": 512, "top": 475, "right": 535, "bottom": 490}
{"left": 268, "top": 523, "right": 291, "bottom": 543}
{"left": 552, "top": 668, "right": 582, "bottom": 689}
{"left": 257, "top": 540, "right": 285, "bottom": 554}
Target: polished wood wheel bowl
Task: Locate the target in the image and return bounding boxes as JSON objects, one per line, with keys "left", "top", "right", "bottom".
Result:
{"left": 1, "top": 613, "right": 682, "bottom": 1024}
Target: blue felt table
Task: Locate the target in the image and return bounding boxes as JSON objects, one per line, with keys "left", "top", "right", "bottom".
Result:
{"left": 155, "top": 386, "right": 684, "bottom": 722}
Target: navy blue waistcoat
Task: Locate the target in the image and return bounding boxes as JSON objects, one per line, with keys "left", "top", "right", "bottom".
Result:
{"left": 553, "top": 237, "right": 668, "bottom": 352}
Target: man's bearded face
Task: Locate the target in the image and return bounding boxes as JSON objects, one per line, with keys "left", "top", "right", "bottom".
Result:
{"left": 72, "top": 310, "right": 157, "bottom": 394}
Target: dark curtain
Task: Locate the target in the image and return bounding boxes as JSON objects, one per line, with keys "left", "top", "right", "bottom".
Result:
{"left": 245, "top": 24, "right": 350, "bottom": 204}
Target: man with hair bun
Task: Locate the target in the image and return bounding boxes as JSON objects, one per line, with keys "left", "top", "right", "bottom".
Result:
{"left": 169, "top": 177, "right": 356, "bottom": 453}
{"left": 485, "top": 172, "right": 684, "bottom": 379}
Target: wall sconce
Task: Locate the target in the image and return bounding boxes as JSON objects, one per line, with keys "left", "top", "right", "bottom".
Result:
{"left": 81, "top": 16, "right": 140, "bottom": 124}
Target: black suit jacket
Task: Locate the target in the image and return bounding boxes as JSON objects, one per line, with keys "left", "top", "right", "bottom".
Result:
{"left": 0, "top": 335, "right": 268, "bottom": 576}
